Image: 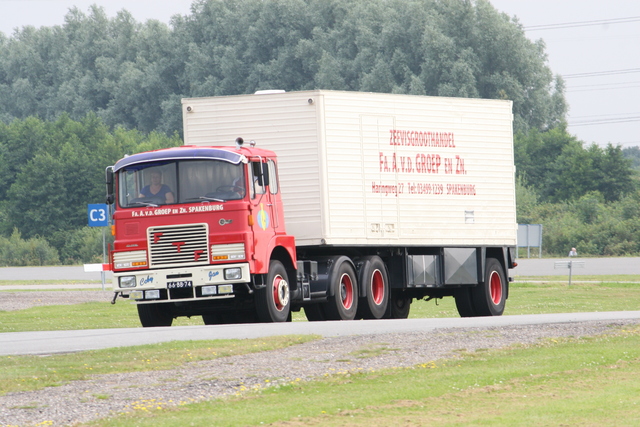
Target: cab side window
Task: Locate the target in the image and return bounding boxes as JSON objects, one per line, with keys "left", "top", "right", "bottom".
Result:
{"left": 250, "top": 161, "right": 267, "bottom": 199}
{"left": 267, "top": 160, "right": 278, "bottom": 194}
{"left": 250, "top": 159, "right": 278, "bottom": 198}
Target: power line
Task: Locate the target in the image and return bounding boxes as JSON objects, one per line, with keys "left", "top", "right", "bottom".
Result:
{"left": 567, "top": 84, "right": 640, "bottom": 93}
{"left": 568, "top": 81, "right": 640, "bottom": 89}
{"left": 571, "top": 117, "right": 640, "bottom": 125}
{"left": 571, "top": 112, "right": 640, "bottom": 120}
{"left": 525, "top": 16, "right": 640, "bottom": 31}
{"left": 563, "top": 68, "right": 640, "bottom": 79}
{"left": 569, "top": 116, "right": 640, "bottom": 126}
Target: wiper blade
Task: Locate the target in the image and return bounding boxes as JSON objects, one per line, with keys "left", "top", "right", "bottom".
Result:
{"left": 130, "top": 201, "right": 159, "bottom": 207}
{"left": 186, "top": 196, "right": 225, "bottom": 202}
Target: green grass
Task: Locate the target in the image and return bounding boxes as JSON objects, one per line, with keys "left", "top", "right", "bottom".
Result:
{"left": 2, "top": 278, "right": 640, "bottom": 333}
{"left": 406, "top": 279, "right": 640, "bottom": 319}
{"left": 0, "top": 301, "right": 206, "bottom": 332}
{"left": 86, "top": 325, "right": 640, "bottom": 427}
{"left": 0, "top": 335, "right": 318, "bottom": 395}
{"left": 506, "top": 281, "right": 640, "bottom": 315}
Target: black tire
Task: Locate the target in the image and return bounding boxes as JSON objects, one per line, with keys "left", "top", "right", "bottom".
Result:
{"left": 356, "top": 256, "right": 389, "bottom": 319}
{"left": 323, "top": 259, "right": 358, "bottom": 320}
{"left": 256, "top": 260, "right": 291, "bottom": 322}
{"left": 137, "top": 303, "right": 173, "bottom": 327}
{"left": 471, "top": 257, "right": 507, "bottom": 316}
{"left": 385, "top": 289, "right": 411, "bottom": 319}
{"left": 454, "top": 287, "right": 477, "bottom": 317}
{"left": 303, "top": 304, "right": 326, "bottom": 321}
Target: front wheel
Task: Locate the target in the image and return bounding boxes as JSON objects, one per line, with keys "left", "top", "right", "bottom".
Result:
{"left": 137, "top": 303, "right": 173, "bottom": 327}
{"left": 256, "top": 260, "right": 291, "bottom": 322}
{"left": 471, "top": 257, "right": 507, "bottom": 316}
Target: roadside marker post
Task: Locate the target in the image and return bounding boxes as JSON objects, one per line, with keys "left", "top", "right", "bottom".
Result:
{"left": 88, "top": 204, "right": 110, "bottom": 290}
{"left": 554, "top": 260, "right": 585, "bottom": 286}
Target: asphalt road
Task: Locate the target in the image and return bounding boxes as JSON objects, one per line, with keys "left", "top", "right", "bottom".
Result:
{"left": 514, "top": 256, "right": 640, "bottom": 276}
{"left": 2, "top": 311, "right": 639, "bottom": 356}
{"left": 0, "top": 265, "right": 111, "bottom": 282}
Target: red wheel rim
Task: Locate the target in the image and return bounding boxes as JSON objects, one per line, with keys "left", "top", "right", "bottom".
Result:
{"left": 339, "top": 273, "right": 354, "bottom": 309}
{"left": 489, "top": 271, "right": 502, "bottom": 305}
{"left": 371, "top": 269, "right": 384, "bottom": 305}
{"left": 272, "top": 275, "right": 289, "bottom": 311}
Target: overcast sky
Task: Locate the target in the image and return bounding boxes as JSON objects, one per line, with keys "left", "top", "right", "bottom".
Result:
{"left": 1, "top": 0, "right": 639, "bottom": 148}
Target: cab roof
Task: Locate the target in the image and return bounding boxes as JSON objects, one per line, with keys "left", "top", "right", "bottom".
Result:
{"left": 113, "top": 145, "right": 275, "bottom": 172}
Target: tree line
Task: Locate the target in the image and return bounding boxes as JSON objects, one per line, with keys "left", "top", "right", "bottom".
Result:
{"left": 0, "top": 0, "right": 565, "bottom": 135}
{"left": 0, "top": 0, "right": 637, "bottom": 264}
{"left": 0, "top": 115, "right": 180, "bottom": 265}
{"left": 515, "top": 127, "right": 639, "bottom": 256}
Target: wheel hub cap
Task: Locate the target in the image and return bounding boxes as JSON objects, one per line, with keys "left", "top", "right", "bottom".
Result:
{"left": 273, "top": 276, "right": 289, "bottom": 311}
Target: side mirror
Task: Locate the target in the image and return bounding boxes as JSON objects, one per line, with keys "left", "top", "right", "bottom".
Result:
{"left": 105, "top": 166, "right": 115, "bottom": 205}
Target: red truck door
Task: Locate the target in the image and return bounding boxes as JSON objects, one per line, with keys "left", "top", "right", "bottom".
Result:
{"left": 248, "top": 159, "right": 279, "bottom": 272}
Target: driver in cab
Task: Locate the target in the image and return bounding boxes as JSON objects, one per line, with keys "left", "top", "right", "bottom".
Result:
{"left": 140, "top": 171, "right": 174, "bottom": 204}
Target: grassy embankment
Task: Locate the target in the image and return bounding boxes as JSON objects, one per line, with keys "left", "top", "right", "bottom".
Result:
{"left": 89, "top": 325, "right": 640, "bottom": 427}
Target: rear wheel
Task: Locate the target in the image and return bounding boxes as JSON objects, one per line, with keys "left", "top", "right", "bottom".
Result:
{"left": 356, "top": 256, "right": 389, "bottom": 319}
{"left": 323, "top": 259, "right": 358, "bottom": 320}
{"left": 385, "top": 289, "right": 411, "bottom": 319}
{"left": 454, "top": 287, "right": 477, "bottom": 317}
{"left": 137, "top": 303, "right": 173, "bottom": 327}
{"left": 256, "top": 260, "right": 291, "bottom": 322}
{"left": 471, "top": 257, "right": 507, "bottom": 316}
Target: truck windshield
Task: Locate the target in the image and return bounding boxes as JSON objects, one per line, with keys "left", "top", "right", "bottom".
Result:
{"left": 118, "top": 159, "right": 245, "bottom": 208}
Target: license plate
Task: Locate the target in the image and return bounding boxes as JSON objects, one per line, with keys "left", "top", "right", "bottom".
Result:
{"left": 167, "top": 280, "right": 193, "bottom": 289}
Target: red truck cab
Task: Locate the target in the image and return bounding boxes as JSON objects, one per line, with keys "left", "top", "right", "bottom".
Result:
{"left": 106, "top": 140, "right": 297, "bottom": 326}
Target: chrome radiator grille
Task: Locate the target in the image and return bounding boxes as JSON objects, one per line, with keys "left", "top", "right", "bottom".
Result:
{"left": 147, "top": 223, "right": 209, "bottom": 268}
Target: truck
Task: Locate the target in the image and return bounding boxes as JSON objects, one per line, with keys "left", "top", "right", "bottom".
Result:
{"left": 105, "top": 90, "right": 517, "bottom": 327}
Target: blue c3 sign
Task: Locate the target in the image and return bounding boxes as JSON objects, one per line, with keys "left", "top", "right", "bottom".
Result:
{"left": 88, "top": 204, "right": 109, "bottom": 227}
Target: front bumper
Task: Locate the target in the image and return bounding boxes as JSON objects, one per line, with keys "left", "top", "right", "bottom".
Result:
{"left": 112, "top": 263, "right": 251, "bottom": 304}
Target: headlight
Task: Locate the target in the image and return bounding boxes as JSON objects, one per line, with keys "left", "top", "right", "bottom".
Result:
{"left": 224, "top": 267, "right": 242, "bottom": 280}
{"left": 202, "top": 286, "right": 217, "bottom": 296}
{"left": 113, "top": 250, "right": 148, "bottom": 269}
{"left": 119, "top": 276, "right": 137, "bottom": 288}
{"left": 211, "top": 243, "right": 245, "bottom": 261}
{"left": 145, "top": 290, "right": 160, "bottom": 299}
{"left": 218, "top": 284, "right": 233, "bottom": 294}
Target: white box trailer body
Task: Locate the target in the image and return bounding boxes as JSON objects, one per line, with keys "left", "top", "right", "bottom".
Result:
{"left": 182, "top": 90, "right": 517, "bottom": 249}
